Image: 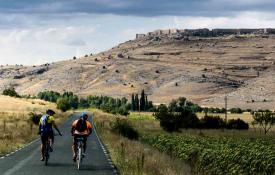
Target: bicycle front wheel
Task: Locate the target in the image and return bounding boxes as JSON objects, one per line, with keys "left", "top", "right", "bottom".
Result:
{"left": 77, "top": 146, "right": 82, "bottom": 170}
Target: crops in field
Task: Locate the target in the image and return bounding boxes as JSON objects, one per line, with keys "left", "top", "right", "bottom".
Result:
{"left": 141, "top": 134, "right": 275, "bottom": 175}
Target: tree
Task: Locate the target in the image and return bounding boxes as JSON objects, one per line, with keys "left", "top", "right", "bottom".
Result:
{"left": 131, "top": 94, "right": 135, "bottom": 111}
{"left": 140, "top": 90, "right": 145, "bottom": 111}
{"left": 135, "top": 94, "right": 139, "bottom": 111}
{"left": 145, "top": 95, "right": 148, "bottom": 111}
{"left": 252, "top": 111, "right": 275, "bottom": 134}
{"left": 57, "top": 98, "right": 71, "bottom": 112}
{"left": 3, "top": 87, "right": 20, "bottom": 98}
{"left": 154, "top": 103, "right": 199, "bottom": 132}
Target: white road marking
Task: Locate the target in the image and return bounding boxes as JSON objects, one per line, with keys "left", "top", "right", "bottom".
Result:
{"left": 3, "top": 150, "right": 36, "bottom": 175}
{"left": 91, "top": 118, "right": 118, "bottom": 175}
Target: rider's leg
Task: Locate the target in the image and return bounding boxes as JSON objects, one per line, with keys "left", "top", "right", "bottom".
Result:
{"left": 49, "top": 132, "right": 54, "bottom": 150}
{"left": 40, "top": 135, "right": 46, "bottom": 160}
{"left": 83, "top": 139, "right": 87, "bottom": 153}
{"left": 41, "top": 144, "right": 45, "bottom": 159}
{"left": 72, "top": 137, "right": 77, "bottom": 161}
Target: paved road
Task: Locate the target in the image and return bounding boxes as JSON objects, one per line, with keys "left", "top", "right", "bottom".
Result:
{"left": 0, "top": 113, "right": 116, "bottom": 175}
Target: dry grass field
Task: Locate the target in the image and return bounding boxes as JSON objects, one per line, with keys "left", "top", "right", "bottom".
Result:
{"left": 0, "top": 95, "right": 71, "bottom": 155}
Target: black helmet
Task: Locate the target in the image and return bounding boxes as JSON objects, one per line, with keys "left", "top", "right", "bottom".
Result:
{"left": 46, "top": 109, "right": 56, "bottom": 115}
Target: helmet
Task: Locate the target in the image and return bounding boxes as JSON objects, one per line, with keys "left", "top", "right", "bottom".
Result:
{"left": 46, "top": 109, "right": 56, "bottom": 115}
{"left": 80, "top": 112, "right": 88, "bottom": 120}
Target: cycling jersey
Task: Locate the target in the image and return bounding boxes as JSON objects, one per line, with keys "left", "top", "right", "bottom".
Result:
{"left": 72, "top": 119, "right": 92, "bottom": 135}
{"left": 39, "top": 115, "right": 55, "bottom": 135}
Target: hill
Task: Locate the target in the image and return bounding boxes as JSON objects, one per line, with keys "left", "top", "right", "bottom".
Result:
{"left": 0, "top": 30, "right": 275, "bottom": 110}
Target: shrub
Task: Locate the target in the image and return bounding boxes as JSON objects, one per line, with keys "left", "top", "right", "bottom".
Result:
{"left": 200, "top": 115, "right": 226, "bottom": 129}
{"left": 230, "top": 108, "right": 243, "bottom": 114}
{"left": 111, "top": 118, "right": 139, "bottom": 140}
{"left": 37, "top": 91, "right": 61, "bottom": 102}
{"left": 29, "top": 112, "right": 42, "bottom": 125}
{"left": 57, "top": 98, "right": 71, "bottom": 112}
{"left": 154, "top": 104, "right": 199, "bottom": 132}
{"left": 117, "top": 106, "right": 130, "bottom": 116}
{"left": 3, "top": 87, "right": 20, "bottom": 98}
{"left": 226, "top": 118, "right": 249, "bottom": 130}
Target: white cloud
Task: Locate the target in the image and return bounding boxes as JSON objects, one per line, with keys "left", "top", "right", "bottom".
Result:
{"left": 172, "top": 12, "right": 275, "bottom": 29}
{"left": 0, "top": 25, "right": 98, "bottom": 65}
{"left": 0, "top": 12, "right": 275, "bottom": 65}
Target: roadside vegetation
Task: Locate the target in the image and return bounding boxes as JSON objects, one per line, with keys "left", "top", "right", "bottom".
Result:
{"left": 94, "top": 109, "right": 191, "bottom": 175}
{"left": 1, "top": 87, "right": 274, "bottom": 174}
{"left": 0, "top": 94, "right": 72, "bottom": 156}
{"left": 91, "top": 94, "right": 275, "bottom": 175}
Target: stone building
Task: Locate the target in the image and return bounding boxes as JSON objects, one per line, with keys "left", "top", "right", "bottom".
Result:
{"left": 136, "top": 34, "right": 146, "bottom": 39}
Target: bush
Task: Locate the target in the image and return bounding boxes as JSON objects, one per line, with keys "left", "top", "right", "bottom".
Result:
{"left": 111, "top": 118, "right": 139, "bottom": 140}
{"left": 57, "top": 98, "right": 71, "bottom": 112}
{"left": 117, "top": 106, "right": 130, "bottom": 116}
{"left": 37, "top": 91, "right": 61, "bottom": 102}
{"left": 227, "top": 118, "right": 249, "bottom": 130}
{"left": 3, "top": 87, "right": 20, "bottom": 97}
{"left": 154, "top": 104, "right": 199, "bottom": 132}
{"left": 29, "top": 112, "right": 42, "bottom": 125}
{"left": 200, "top": 115, "right": 226, "bottom": 129}
{"left": 230, "top": 108, "right": 243, "bottom": 114}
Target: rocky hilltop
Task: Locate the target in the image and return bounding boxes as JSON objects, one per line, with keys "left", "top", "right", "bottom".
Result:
{"left": 0, "top": 29, "right": 275, "bottom": 109}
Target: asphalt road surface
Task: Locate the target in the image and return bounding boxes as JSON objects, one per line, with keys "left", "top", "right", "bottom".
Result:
{"left": 0, "top": 113, "right": 116, "bottom": 175}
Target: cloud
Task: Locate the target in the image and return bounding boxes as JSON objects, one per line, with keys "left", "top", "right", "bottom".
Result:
{"left": 0, "top": 25, "right": 98, "bottom": 65}
{"left": 0, "top": 0, "right": 275, "bottom": 17}
{"left": 0, "top": 1, "right": 275, "bottom": 65}
{"left": 172, "top": 12, "right": 275, "bottom": 29}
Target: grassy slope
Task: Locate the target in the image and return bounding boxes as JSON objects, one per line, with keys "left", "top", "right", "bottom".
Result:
{"left": 0, "top": 95, "right": 72, "bottom": 155}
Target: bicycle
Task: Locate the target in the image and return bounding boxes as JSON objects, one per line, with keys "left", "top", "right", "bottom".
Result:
{"left": 75, "top": 137, "right": 85, "bottom": 170}
{"left": 43, "top": 132, "right": 61, "bottom": 166}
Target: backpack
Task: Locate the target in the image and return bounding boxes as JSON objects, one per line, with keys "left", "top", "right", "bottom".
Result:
{"left": 75, "top": 119, "right": 87, "bottom": 132}
{"left": 40, "top": 115, "right": 53, "bottom": 135}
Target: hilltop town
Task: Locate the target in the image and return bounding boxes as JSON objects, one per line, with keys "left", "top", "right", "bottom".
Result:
{"left": 136, "top": 28, "right": 275, "bottom": 40}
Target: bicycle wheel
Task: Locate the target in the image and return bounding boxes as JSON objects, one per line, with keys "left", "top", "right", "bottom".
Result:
{"left": 45, "top": 143, "right": 49, "bottom": 166}
{"left": 77, "top": 142, "right": 82, "bottom": 170}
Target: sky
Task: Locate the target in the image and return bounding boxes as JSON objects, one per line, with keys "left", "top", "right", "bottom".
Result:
{"left": 0, "top": 0, "right": 275, "bottom": 65}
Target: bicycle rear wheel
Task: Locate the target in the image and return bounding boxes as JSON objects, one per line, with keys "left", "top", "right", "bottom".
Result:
{"left": 45, "top": 143, "right": 49, "bottom": 166}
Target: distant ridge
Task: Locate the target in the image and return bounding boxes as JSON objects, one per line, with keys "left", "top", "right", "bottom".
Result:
{"left": 136, "top": 28, "right": 275, "bottom": 39}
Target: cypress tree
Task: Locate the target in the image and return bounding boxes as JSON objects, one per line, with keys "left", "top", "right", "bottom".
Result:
{"left": 135, "top": 94, "right": 139, "bottom": 111}
{"left": 131, "top": 94, "right": 135, "bottom": 111}
{"left": 145, "top": 95, "right": 148, "bottom": 111}
{"left": 140, "top": 89, "right": 145, "bottom": 111}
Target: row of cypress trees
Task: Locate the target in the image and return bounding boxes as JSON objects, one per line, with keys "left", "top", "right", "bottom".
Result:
{"left": 131, "top": 89, "right": 154, "bottom": 111}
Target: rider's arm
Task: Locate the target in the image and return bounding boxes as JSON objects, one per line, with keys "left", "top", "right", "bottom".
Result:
{"left": 71, "top": 126, "right": 75, "bottom": 136}
{"left": 52, "top": 121, "right": 62, "bottom": 135}
{"left": 87, "top": 122, "right": 92, "bottom": 135}
{"left": 71, "top": 120, "right": 77, "bottom": 136}
{"left": 38, "top": 119, "right": 42, "bottom": 135}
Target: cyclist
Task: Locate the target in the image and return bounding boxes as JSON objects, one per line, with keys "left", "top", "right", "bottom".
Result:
{"left": 39, "top": 109, "right": 62, "bottom": 161}
{"left": 71, "top": 112, "right": 92, "bottom": 162}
